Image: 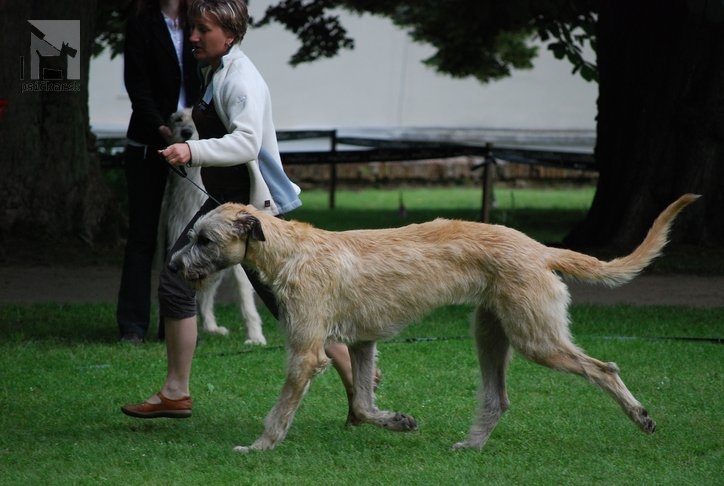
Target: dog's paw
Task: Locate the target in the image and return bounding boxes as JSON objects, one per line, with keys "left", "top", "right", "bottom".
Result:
{"left": 244, "top": 335, "right": 267, "bottom": 346}
{"left": 451, "top": 440, "right": 484, "bottom": 451}
{"left": 206, "top": 326, "right": 230, "bottom": 337}
{"left": 233, "top": 436, "right": 276, "bottom": 453}
{"left": 636, "top": 408, "right": 657, "bottom": 434}
{"left": 382, "top": 413, "right": 417, "bottom": 432}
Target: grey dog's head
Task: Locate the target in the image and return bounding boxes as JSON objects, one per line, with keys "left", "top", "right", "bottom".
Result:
{"left": 168, "top": 204, "right": 265, "bottom": 288}
{"left": 168, "top": 108, "right": 198, "bottom": 143}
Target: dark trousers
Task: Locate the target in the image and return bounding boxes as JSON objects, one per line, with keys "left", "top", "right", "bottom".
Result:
{"left": 116, "top": 145, "right": 168, "bottom": 339}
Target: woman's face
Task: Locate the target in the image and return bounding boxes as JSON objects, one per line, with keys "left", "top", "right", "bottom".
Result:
{"left": 189, "top": 13, "right": 235, "bottom": 68}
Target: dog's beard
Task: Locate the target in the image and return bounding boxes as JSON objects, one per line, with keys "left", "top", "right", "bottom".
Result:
{"left": 182, "top": 267, "right": 211, "bottom": 290}
{"left": 171, "top": 245, "right": 229, "bottom": 290}
{"left": 185, "top": 268, "right": 224, "bottom": 291}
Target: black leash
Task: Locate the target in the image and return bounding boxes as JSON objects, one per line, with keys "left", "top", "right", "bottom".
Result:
{"left": 167, "top": 163, "right": 222, "bottom": 206}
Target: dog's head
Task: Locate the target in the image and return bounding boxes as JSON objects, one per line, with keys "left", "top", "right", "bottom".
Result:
{"left": 167, "top": 108, "right": 198, "bottom": 143}
{"left": 168, "top": 204, "right": 265, "bottom": 288}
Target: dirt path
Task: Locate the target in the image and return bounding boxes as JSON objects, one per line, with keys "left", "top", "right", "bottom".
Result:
{"left": 0, "top": 265, "right": 722, "bottom": 307}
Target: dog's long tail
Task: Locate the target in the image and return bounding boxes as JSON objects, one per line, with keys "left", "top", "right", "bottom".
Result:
{"left": 547, "top": 194, "right": 700, "bottom": 287}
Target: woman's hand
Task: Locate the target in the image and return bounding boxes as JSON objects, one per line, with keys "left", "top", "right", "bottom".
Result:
{"left": 158, "top": 143, "right": 191, "bottom": 166}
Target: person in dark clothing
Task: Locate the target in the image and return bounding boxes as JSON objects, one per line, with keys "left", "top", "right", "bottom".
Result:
{"left": 117, "top": 0, "right": 201, "bottom": 343}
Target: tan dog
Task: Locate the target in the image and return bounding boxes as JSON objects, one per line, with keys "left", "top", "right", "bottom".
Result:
{"left": 169, "top": 194, "right": 699, "bottom": 453}
{"left": 157, "top": 109, "right": 265, "bottom": 344}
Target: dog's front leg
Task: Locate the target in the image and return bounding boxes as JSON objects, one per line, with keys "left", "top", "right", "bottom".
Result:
{"left": 197, "top": 273, "right": 229, "bottom": 336}
{"left": 349, "top": 342, "right": 417, "bottom": 432}
{"left": 233, "top": 345, "right": 329, "bottom": 453}
{"left": 231, "top": 265, "right": 265, "bottom": 345}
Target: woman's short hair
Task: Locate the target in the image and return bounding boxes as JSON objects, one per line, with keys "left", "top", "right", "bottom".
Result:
{"left": 189, "top": 0, "right": 249, "bottom": 43}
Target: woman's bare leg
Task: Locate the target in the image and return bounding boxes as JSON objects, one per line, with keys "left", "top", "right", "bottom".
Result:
{"left": 144, "top": 315, "right": 197, "bottom": 403}
{"left": 326, "top": 342, "right": 354, "bottom": 395}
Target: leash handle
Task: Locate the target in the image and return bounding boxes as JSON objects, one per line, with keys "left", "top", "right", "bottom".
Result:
{"left": 157, "top": 147, "right": 187, "bottom": 177}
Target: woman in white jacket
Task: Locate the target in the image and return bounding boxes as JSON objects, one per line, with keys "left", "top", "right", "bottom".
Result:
{"left": 121, "top": 0, "right": 364, "bottom": 421}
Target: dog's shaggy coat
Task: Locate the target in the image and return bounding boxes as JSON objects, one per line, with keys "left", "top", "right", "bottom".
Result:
{"left": 169, "top": 193, "right": 699, "bottom": 453}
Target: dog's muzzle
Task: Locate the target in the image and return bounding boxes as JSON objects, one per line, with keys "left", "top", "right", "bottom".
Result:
{"left": 167, "top": 259, "right": 180, "bottom": 274}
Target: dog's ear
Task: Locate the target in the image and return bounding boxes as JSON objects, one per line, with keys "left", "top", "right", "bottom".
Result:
{"left": 233, "top": 212, "right": 266, "bottom": 241}
{"left": 249, "top": 217, "right": 266, "bottom": 241}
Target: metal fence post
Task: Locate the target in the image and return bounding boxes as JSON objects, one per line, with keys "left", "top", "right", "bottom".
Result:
{"left": 330, "top": 130, "right": 337, "bottom": 209}
{"left": 481, "top": 142, "right": 495, "bottom": 223}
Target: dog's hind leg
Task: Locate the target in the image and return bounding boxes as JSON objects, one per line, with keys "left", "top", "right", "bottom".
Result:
{"left": 454, "top": 308, "right": 512, "bottom": 450}
{"left": 534, "top": 348, "right": 656, "bottom": 434}
{"left": 233, "top": 342, "right": 330, "bottom": 453}
{"left": 500, "top": 278, "right": 656, "bottom": 436}
{"left": 230, "top": 264, "right": 265, "bottom": 345}
{"left": 348, "top": 341, "right": 417, "bottom": 432}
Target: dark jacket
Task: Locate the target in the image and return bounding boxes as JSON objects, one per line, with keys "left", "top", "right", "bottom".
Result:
{"left": 123, "top": 10, "right": 201, "bottom": 147}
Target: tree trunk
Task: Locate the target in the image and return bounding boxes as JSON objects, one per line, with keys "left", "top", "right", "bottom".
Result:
{"left": 565, "top": 0, "right": 724, "bottom": 252}
{"left": 0, "top": 0, "right": 121, "bottom": 246}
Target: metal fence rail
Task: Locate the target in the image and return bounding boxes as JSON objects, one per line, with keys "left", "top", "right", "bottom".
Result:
{"left": 96, "top": 129, "right": 597, "bottom": 221}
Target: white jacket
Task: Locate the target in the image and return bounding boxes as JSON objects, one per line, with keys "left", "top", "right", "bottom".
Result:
{"left": 186, "top": 45, "right": 301, "bottom": 215}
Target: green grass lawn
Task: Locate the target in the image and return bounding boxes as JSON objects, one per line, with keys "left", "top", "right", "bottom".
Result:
{"left": 1, "top": 303, "right": 721, "bottom": 484}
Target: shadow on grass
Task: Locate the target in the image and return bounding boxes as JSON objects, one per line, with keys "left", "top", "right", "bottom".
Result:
{"left": 1, "top": 303, "right": 121, "bottom": 345}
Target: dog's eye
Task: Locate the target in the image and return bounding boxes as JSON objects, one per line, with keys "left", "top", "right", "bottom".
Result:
{"left": 196, "top": 234, "right": 211, "bottom": 246}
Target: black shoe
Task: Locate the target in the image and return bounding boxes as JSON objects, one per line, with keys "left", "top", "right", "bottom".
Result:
{"left": 120, "top": 333, "right": 143, "bottom": 345}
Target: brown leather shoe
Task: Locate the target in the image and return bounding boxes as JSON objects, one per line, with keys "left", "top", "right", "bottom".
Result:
{"left": 121, "top": 392, "right": 192, "bottom": 419}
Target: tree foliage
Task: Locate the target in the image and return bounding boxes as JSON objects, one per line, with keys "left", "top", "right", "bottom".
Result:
{"left": 93, "top": 0, "right": 132, "bottom": 58}
{"left": 256, "top": 0, "right": 598, "bottom": 82}
{"left": 96, "top": 0, "right": 599, "bottom": 82}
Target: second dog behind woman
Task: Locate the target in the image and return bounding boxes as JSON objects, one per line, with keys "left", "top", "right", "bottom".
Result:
{"left": 121, "top": 0, "right": 365, "bottom": 421}
{"left": 159, "top": 109, "right": 265, "bottom": 344}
